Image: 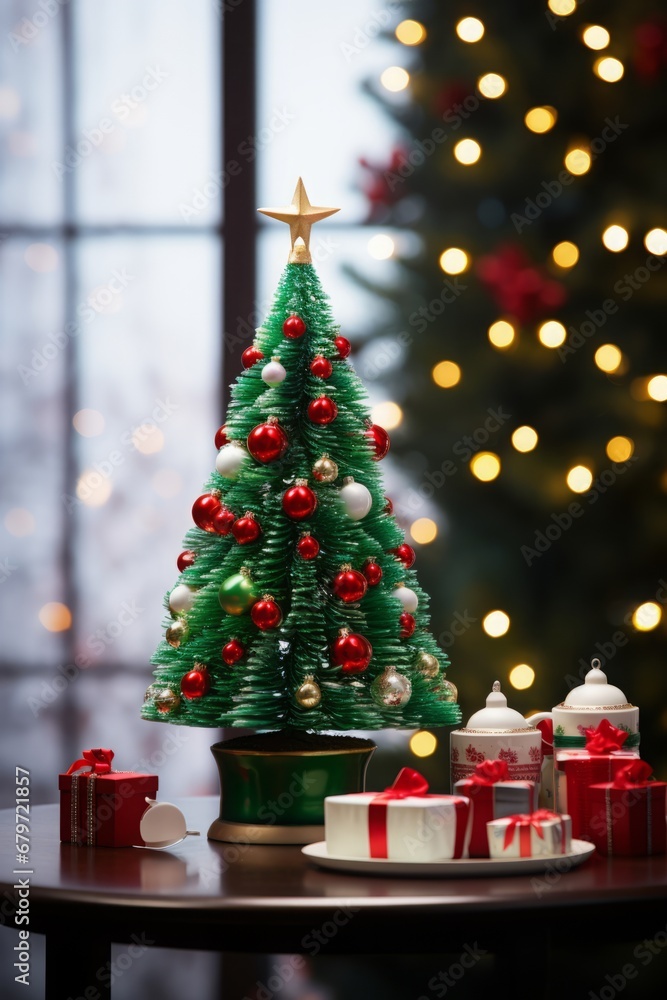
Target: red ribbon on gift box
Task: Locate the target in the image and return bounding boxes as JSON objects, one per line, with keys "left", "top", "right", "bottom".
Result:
{"left": 468, "top": 759, "right": 510, "bottom": 785}
{"left": 503, "top": 809, "right": 563, "bottom": 856}
{"left": 584, "top": 719, "right": 629, "bottom": 755}
{"left": 612, "top": 760, "right": 653, "bottom": 787}
{"left": 367, "top": 768, "right": 468, "bottom": 859}
{"left": 66, "top": 748, "right": 115, "bottom": 775}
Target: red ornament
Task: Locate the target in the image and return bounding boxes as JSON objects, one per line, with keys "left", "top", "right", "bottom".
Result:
{"left": 363, "top": 559, "right": 383, "bottom": 586}
{"left": 180, "top": 666, "right": 210, "bottom": 700}
{"left": 177, "top": 550, "right": 196, "bottom": 572}
{"left": 334, "top": 335, "right": 351, "bottom": 359}
{"left": 222, "top": 639, "right": 245, "bottom": 665}
{"left": 247, "top": 419, "right": 288, "bottom": 463}
{"left": 242, "top": 345, "right": 264, "bottom": 369}
{"left": 399, "top": 612, "right": 416, "bottom": 638}
{"left": 392, "top": 543, "right": 416, "bottom": 568}
{"left": 331, "top": 631, "right": 373, "bottom": 674}
{"left": 297, "top": 532, "right": 320, "bottom": 560}
{"left": 192, "top": 493, "right": 221, "bottom": 532}
{"left": 251, "top": 596, "right": 283, "bottom": 630}
{"left": 232, "top": 513, "right": 262, "bottom": 545}
{"left": 310, "top": 355, "right": 333, "bottom": 379}
{"left": 384, "top": 497, "right": 394, "bottom": 515}
{"left": 332, "top": 568, "right": 368, "bottom": 604}
{"left": 282, "top": 483, "right": 317, "bottom": 520}
{"left": 214, "top": 424, "right": 228, "bottom": 449}
{"left": 308, "top": 396, "right": 338, "bottom": 424}
{"left": 283, "top": 314, "right": 306, "bottom": 339}
{"left": 366, "top": 423, "right": 390, "bottom": 461}
{"left": 210, "top": 505, "right": 235, "bottom": 535}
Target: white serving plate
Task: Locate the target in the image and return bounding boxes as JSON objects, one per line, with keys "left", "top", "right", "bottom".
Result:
{"left": 302, "top": 839, "right": 595, "bottom": 877}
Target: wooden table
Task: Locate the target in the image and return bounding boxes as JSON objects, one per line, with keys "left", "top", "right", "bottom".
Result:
{"left": 2, "top": 798, "right": 667, "bottom": 999}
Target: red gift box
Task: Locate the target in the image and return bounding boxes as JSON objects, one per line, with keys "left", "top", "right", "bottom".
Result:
{"left": 59, "top": 748, "right": 158, "bottom": 847}
{"left": 454, "top": 759, "right": 537, "bottom": 857}
{"left": 588, "top": 761, "right": 667, "bottom": 856}
{"left": 555, "top": 721, "right": 638, "bottom": 839}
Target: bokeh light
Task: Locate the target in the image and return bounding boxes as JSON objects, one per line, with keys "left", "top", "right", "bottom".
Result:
{"left": 602, "top": 225, "right": 629, "bottom": 252}
{"left": 453, "top": 139, "right": 481, "bottom": 164}
{"left": 432, "top": 360, "right": 461, "bottom": 388}
{"left": 380, "top": 66, "right": 410, "bottom": 92}
{"left": 632, "top": 602, "right": 662, "bottom": 631}
{"left": 644, "top": 228, "right": 667, "bottom": 255}
{"left": 548, "top": 0, "right": 576, "bottom": 15}
{"left": 371, "top": 401, "right": 403, "bottom": 428}
{"left": 552, "top": 241, "right": 580, "bottom": 268}
{"left": 410, "top": 518, "right": 438, "bottom": 544}
{"left": 439, "top": 247, "right": 469, "bottom": 274}
{"left": 470, "top": 452, "right": 501, "bottom": 481}
{"left": 524, "top": 106, "right": 557, "bottom": 133}
{"left": 409, "top": 730, "right": 438, "bottom": 757}
{"left": 132, "top": 424, "right": 165, "bottom": 455}
{"left": 39, "top": 602, "right": 72, "bottom": 632}
{"left": 456, "top": 17, "right": 484, "bottom": 43}
{"left": 594, "top": 56, "right": 624, "bottom": 82}
{"left": 488, "top": 320, "right": 515, "bottom": 349}
{"left": 478, "top": 73, "right": 506, "bottom": 99}
{"left": 4, "top": 508, "right": 36, "bottom": 537}
{"left": 594, "top": 344, "right": 623, "bottom": 373}
{"left": 483, "top": 610, "right": 510, "bottom": 637}
{"left": 581, "top": 25, "right": 610, "bottom": 50}
{"left": 24, "top": 243, "right": 59, "bottom": 273}
{"left": 564, "top": 147, "right": 591, "bottom": 175}
{"left": 73, "top": 409, "right": 106, "bottom": 437}
{"left": 367, "top": 234, "right": 395, "bottom": 259}
{"left": 509, "top": 664, "right": 535, "bottom": 689}
{"left": 606, "top": 436, "right": 634, "bottom": 462}
{"left": 647, "top": 375, "right": 667, "bottom": 402}
{"left": 396, "top": 20, "right": 426, "bottom": 45}
{"left": 566, "top": 465, "right": 593, "bottom": 493}
{"left": 512, "top": 426, "right": 539, "bottom": 453}
{"left": 538, "top": 320, "right": 567, "bottom": 348}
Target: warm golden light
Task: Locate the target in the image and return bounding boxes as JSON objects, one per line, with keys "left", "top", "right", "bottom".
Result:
{"left": 512, "top": 426, "right": 539, "bottom": 453}
{"left": 4, "top": 508, "right": 36, "bottom": 537}
{"left": 368, "top": 234, "right": 395, "bottom": 259}
{"left": 453, "top": 138, "right": 481, "bottom": 165}
{"left": 581, "top": 25, "right": 610, "bottom": 50}
{"left": 488, "top": 319, "right": 515, "bottom": 349}
{"left": 645, "top": 228, "right": 667, "bottom": 255}
{"left": 396, "top": 19, "right": 426, "bottom": 45}
{"left": 371, "top": 401, "right": 403, "bottom": 429}
{"left": 602, "top": 225, "right": 629, "bottom": 252}
{"left": 432, "top": 360, "right": 461, "bottom": 388}
{"left": 632, "top": 602, "right": 662, "bottom": 632}
{"left": 39, "top": 602, "right": 72, "bottom": 632}
{"left": 524, "top": 106, "right": 557, "bottom": 133}
{"left": 380, "top": 66, "right": 410, "bottom": 92}
{"left": 410, "top": 730, "right": 438, "bottom": 757}
{"left": 594, "top": 56, "right": 624, "bottom": 82}
{"left": 552, "top": 241, "right": 580, "bottom": 268}
{"left": 456, "top": 17, "right": 484, "bottom": 42}
{"left": 470, "top": 452, "right": 501, "bottom": 482}
{"left": 594, "top": 344, "right": 623, "bottom": 373}
{"left": 478, "top": 73, "right": 507, "bottom": 99}
{"left": 606, "top": 436, "right": 634, "bottom": 462}
{"left": 567, "top": 465, "right": 593, "bottom": 493}
{"left": 509, "top": 664, "right": 535, "bottom": 690}
{"left": 439, "top": 247, "right": 469, "bottom": 274}
{"left": 548, "top": 0, "right": 576, "bottom": 15}
{"left": 483, "top": 610, "right": 510, "bottom": 637}
{"left": 410, "top": 517, "right": 438, "bottom": 544}
{"left": 647, "top": 375, "right": 667, "bottom": 402}
{"left": 73, "top": 409, "right": 105, "bottom": 437}
{"left": 538, "top": 320, "right": 567, "bottom": 348}
{"left": 564, "top": 147, "right": 591, "bottom": 176}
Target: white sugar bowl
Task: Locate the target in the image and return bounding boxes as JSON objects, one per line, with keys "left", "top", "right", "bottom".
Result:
{"left": 526, "top": 659, "right": 639, "bottom": 751}
{"left": 450, "top": 681, "right": 543, "bottom": 788}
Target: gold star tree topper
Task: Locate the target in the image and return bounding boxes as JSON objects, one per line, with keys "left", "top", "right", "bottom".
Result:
{"left": 258, "top": 178, "right": 339, "bottom": 264}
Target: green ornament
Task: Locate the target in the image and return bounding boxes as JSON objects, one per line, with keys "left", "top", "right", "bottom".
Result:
{"left": 219, "top": 570, "right": 256, "bottom": 615}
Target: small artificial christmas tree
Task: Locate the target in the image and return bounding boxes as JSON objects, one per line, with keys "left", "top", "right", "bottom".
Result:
{"left": 142, "top": 180, "right": 459, "bottom": 736}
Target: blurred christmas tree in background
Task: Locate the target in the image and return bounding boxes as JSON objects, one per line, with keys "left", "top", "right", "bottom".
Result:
{"left": 352, "top": 0, "right": 667, "bottom": 764}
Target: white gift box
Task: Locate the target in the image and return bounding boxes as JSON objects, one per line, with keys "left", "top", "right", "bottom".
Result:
{"left": 325, "top": 791, "right": 472, "bottom": 862}
{"left": 487, "top": 812, "right": 572, "bottom": 859}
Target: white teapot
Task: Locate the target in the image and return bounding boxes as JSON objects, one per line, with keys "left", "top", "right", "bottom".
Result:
{"left": 450, "top": 681, "right": 543, "bottom": 788}
{"left": 526, "top": 658, "right": 639, "bottom": 751}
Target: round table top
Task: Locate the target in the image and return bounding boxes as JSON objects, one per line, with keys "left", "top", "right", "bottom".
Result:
{"left": 3, "top": 797, "right": 667, "bottom": 917}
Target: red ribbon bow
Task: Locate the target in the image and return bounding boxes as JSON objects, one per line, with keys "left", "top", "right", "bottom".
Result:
{"left": 503, "top": 809, "right": 560, "bottom": 851}
{"left": 367, "top": 768, "right": 467, "bottom": 860}
{"left": 66, "top": 748, "right": 114, "bottom": 776}
{"left": 612, "top": 760, "right": 653, "bottom": 788}
{"left": 375, "top": 767, "right": 430, "bottom": 800}
{"left": 536, "top": 718, "right": 553, "bottom": 756}
{"left": 470, "top": 759, "right": 510, "bottom": 785}
{"left": 584, "top": 719, "right": 629, "bottom": 755}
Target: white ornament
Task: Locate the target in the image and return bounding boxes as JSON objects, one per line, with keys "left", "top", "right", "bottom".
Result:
{"left": 169, "top": 584, "right": 196, "bottom": 614}
{"left": 340, "top": 476, "right": 372, "bottom": 521}
{"left": 261, "top": 359, "right": 286, "bottom": 386}
{"left": 215, "top": 442, "right": 248, "bottom": 479}
{"left": 394, "top": 585, "right": 418, "bottom": 613}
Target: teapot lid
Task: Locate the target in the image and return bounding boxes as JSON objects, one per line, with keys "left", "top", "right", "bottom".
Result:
{"left": 466, "top": 681, "right": 532, "bottom": 730}
{"left": 562, "top": 659, "right": 629, "bottom": 708}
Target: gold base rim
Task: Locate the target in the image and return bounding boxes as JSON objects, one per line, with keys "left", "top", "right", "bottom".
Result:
{"left": 210, "top": 744, "right": 375, "bottom": 757}
{"left": 207, "top": 818, "right": 324, "bottom": 845}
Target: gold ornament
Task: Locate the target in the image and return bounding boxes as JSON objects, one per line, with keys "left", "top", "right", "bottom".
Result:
{"left": 313, "top": 454, "right": 339, "bottom": 483}
{"left": 415, "top": 650, "right": 439, "bottom": 679}
{"left": 371, "top": 666, "right": 412, "bottom": 708}
{"left": 295, "top": 675, "right": 322, "bottom": 709}
{"left": 258, "top": 178, "right": 340, "bottom": 264}
{"left": 144, "top": 683, "right": 161, "bottom": 703}
{"left": 439, "top": 679, "right": 458, "bottom": 703}
{"left": 154, "top": 688, "right": 181, "bottom": 714}
{"left": 166, "top": 618, "right": 189, "bottom": 649}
